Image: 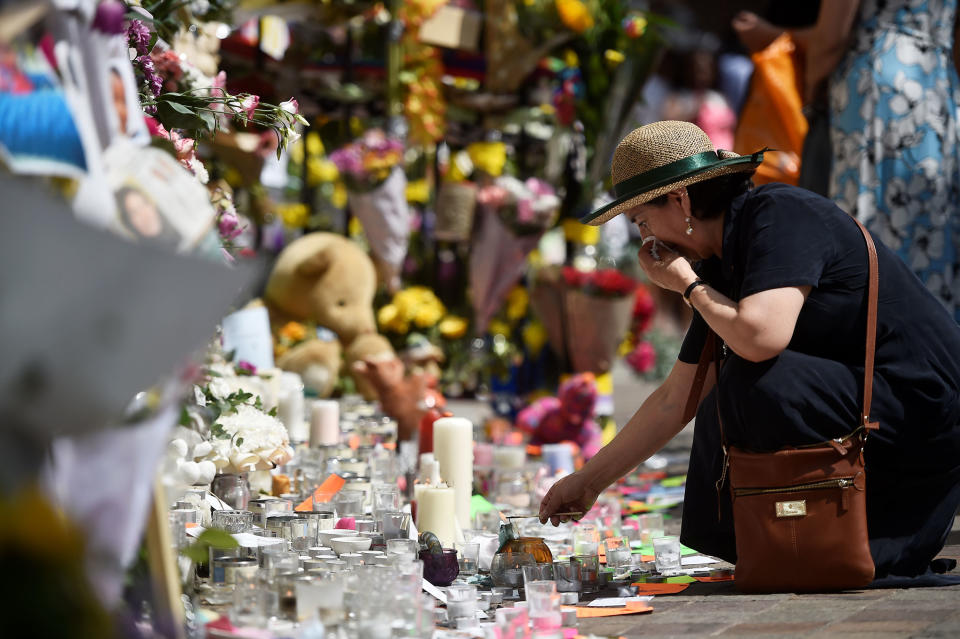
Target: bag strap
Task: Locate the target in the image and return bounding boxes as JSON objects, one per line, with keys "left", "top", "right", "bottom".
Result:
{"left": 682, "top": 217, "right": 880, "bottom": 431}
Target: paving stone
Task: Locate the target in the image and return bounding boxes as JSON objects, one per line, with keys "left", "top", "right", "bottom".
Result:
{"left": 748, "top": 600, "right": 867, "bottom": 623}
{"left": 840, "top": 607, "right": 956, "bottom": 622}
{"left": 622, "top": 621, "right": 720, "bottom": 636}
{"left": 825, "top": 620, "right": 933, "bottom": 633}
{"left": 719, "top": 621, "right": 827, "bottom": 635}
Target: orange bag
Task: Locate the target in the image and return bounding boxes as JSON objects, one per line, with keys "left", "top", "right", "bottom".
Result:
{"left": 733, "top": 34, "right": 807, "bottom": 185}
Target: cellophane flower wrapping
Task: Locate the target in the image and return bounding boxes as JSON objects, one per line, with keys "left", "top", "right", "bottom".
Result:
{"left": 347, "top": 166, "right": 410, "bottom": 292}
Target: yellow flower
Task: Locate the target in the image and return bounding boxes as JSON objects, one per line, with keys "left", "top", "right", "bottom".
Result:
{"left": 563, "top": 48, "right": 580, "bottom": 68}
{"left": 279, "top": 202, "right": 310, "bottom": 228}
{"left": 289, "top": 138, "right": 305, "bottom": 165}
{"left": 406, "top": 178, "right": 430, "bottom": 204}
{"left": 306, "top": 131, "right": 324, "bottom": 157}
{"left": 280, "top": 321, "right": 307, "bottom": 342}
{"left": 447, "top": 151, "right": 472, "bottom": 182}
{"left": 414, "top": 304, "right": 444, "bottom": 328}
{"left": 523, "top": 320, "right": 548, "bottom": 356}
{"left": 307, "top": 158, "right": 339, "bottom": 186}
{"left": 489, "top": 319, "right": 512, "bottom": 337}
{"left": 556, "top": 0, "right": 594, "bottom": 33}
{"left": 378, "top": 304, "right": 398, "bottom": 328}
{"left": 348, "top": 216, "right": 364, "bottom": 238}
{"left": 439, "top": 315, "right": 468, "bottom": 339}
{"left": 223, "top": 167, "right": 243, "bottom": 188}
{"left": 604, "top": 49, "right": 625, "bottom": 68}
{"left": 332, "top": 181, "right": 348, "bottom": 208}
{"left": 505, "top": 286, "right": 529, "bottom": 322}
{"left": 467, "top": 141, "right": 507, "bottom": 177}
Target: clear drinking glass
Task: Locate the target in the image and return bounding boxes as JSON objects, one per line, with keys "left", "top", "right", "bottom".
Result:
{"left": 640, "top": 512, "right": 665, "bottom": 545}
{"left": 445, "top": 584, "right": 477, "bottom": 622}
{"left": 573, "top": 555, "right": 600, "bottom": 593}
{"left": 653, "top": 535, "right": 681, "bottom": 573}
{"left": 386, "top": 538, "right": 419, "bottom": 562}
{"left": 522, "top": 563, "right": 555, "bottom": 593}
{"left": 572, "top": 523, "right": 600, "bottom": 556}
{"left": 334, "top": 490, "right": 364, "bottom": 518}
{"left": 604, "top": 536, "right": 632, "bottom": 573}
{"left": 232, "top": 570, "right": 267, "bottom": 627}
{"left": 379, "top": 510, "right": 410, "bottom": 541}
{"left": 553, "top": 559, "right": 581, "bottom": 593}
{"left": 296, "top": 572, "right": 346, "bottom": 625}
{"left": 496, "top": 606, "right": 529, "bottom": 639}
{"left": 526, "top": 580, "right": 562, "bottom": 631}
{"left": 212, "top": 509, "right": 254, "bottom": 533}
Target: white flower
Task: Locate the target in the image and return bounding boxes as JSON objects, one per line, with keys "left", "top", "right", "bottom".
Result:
{"left": 193, "top": 385, "right": 207, "bottom": 407}
{"left": 279, "top": 98, "right": 299, "bottom": 115}
{"left": 909, "top": 226, "right": 945, "bottom": 271}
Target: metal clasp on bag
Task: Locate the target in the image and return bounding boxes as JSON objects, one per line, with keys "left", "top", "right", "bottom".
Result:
{"left": 775, "top": 500, "right": 807, "bottom": 518}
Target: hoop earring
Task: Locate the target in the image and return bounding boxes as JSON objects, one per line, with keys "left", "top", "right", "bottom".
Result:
{"left": 685, "top": 216, "right": 694, "bottom": 235}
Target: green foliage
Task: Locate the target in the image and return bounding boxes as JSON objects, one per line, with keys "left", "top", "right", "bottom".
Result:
{"left": 180, "top": 527, "right": 239, "bottom": 564}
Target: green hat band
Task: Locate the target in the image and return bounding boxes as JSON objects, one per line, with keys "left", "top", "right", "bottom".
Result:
{"left": 612, "top": 150, "right": 766, "bottom": 200}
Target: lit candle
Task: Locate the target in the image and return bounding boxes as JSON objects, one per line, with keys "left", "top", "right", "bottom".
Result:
{"left": 310, "top": 399, "right": 339, "bottom": 447}
{"left": 433, "top": 417, "right": 473, "bottom": 530}
{"left": 417, "top": 483, "right": 457, "bottom": 548}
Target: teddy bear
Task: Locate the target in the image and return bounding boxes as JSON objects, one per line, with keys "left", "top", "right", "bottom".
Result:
{"left": 516, "top": 372, "right": 602, "bottom": 458}
{"left": 263, "top": 232, "right": 395, "bottom": 398}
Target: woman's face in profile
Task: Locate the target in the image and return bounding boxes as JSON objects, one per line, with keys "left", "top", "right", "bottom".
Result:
{"left": 123, "top": 190, "right": 162, "bottom": 237}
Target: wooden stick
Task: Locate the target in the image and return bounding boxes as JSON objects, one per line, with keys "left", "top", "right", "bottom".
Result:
{"left": 507, "top": 511, "right": 583, "bottom": 519}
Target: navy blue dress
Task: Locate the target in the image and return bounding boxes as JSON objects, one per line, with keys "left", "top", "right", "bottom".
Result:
{"left": 678, "top": 183, "right": 960, "bottom": 578}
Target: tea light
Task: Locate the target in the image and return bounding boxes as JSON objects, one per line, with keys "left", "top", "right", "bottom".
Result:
{"left": 433, "top": 417, "right": 473, "bottom": 529}
{"left": 310, "top": 399, "right": 340, "bottom": 447}
{"left": 417, "top": 484, "right": 457, "bottom": 548}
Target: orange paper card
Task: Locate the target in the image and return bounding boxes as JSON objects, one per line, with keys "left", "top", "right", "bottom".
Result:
{"left": 297, "top": 474, "right": 345, "bottom": 511}
{"left": 695, "top": 574, "right": 735, "bottom": 583}
{"left": 630, "top": 582, "right": 690, "bottom": 596}
{"left": 573, "top": 601, "right": 654, "bottom": 618}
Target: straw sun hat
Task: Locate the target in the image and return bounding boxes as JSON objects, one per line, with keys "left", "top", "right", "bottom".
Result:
{"left": 581, "top": 120, "right": 766, "bottom": 226}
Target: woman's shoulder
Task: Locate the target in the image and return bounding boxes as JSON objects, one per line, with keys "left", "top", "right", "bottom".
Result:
{"left": 737, "top": 183, "right": 849, "bottom": 229}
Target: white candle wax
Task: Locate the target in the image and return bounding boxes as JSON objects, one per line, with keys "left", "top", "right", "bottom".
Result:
{"left": 493, "top": 445, "right": 527, "bottom": 470}
{"left": 417, "top": 484, "right": 457, "bottom": 548}
{"left": 310, "top": 399, "right": 340, "bottom": 447}
{"left": 413, "top": 482, "right": 428, "bottom": 527}
{"left": 278, "top": 372, "right": 307, "bottom": 443}
{"left": 433, "top": 417, "right": 473, "bottom": 529}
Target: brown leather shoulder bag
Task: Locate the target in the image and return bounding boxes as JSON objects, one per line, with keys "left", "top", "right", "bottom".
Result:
{"left": 683, "top": 218, "right": 880, "bottom": 593}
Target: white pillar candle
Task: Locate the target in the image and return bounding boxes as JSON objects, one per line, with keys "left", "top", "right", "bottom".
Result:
{"left": 277, "top": 372, "right": 307, "bottom": 443}
{"left": 433, "top": 417, "right": 473, "bottom": 530}
{"left": 417, "top": 484, "right": 457, "bottom": 548}
{"left": 493, "top": 445, "right": 527, "bottom": 470}
{"left": 310, "top": 399, "right": 340, "bottom": 447}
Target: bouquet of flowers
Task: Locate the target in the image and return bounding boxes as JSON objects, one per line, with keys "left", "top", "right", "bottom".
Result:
{"left": 476, "top": 176, "right": 560, "bottom": 236}
{"left": 378, "top": 286, "right": 448, "bottom": 341}
{"left": 329, "top": 129, "right": 405, "bottom": 192}
{"left": 561, "top": 266, "right": 637, "bottom": 297}
{"left": 331, "top": 130, "right": 409, "bottom": 291}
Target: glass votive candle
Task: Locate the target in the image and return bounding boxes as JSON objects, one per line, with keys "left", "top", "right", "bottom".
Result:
{"left": 354, "top": 518, "right": 377, "bottom": 533}
{"left": 168, "top": 509, "right": 195, "bottom": 549}
{"left": 334, "top": 490, "right": 364, "bottom": 518}
{"left": 233, "top": 569, "right": 267, "bottom": 628}
{"left": 573, "top": 555, "right": 600, "bottom": 593}
{"left": 419, "top": 548, "right": 460, "bottom": 587}
{"left": 526, "top": 580, "right": 562, "bottom": 631}
{"left": 445, "top": 584, "right": 478, "bottom": 622}
{"left": 496, "top": 606, "right": 529, "bottom": 639}
{"left": 640, "top": 512, "right": 665, "bottom": 544}
{"left": 522, "top": 563, "right": 555, "bottom": 593}
{"left": 296, "top": 572, "right": 345, "bottom": 625}
{"left": 553, "top": 559, "right": 581, "bottom": 593}
{"left": 572, "top": 523, "right": 600, "bottom": 556}
{"left": 380, "top": 510, "right": 410, "bottom": 541}
{"left": 373, "top": 484, "right": 401, "bottom": 513}
{"left": 457, "top": 541, "right": 480, "bottom": 576}
{"left": 490, "top": 552, "right": 535, "bottom": 588}
{"left": 340, "top": 552, "right": 364, "bottom": 567}
{"left": 652, "top": 535, "right": 682, "bottom": 573}
{"left": 386, "top": 538, "right": 419, "bottom": 562}
{"left": 604, "top": 537, "right": 632, "bottom": 571}
{"left": 361, "top": 550, "right": 385, "bottom": 564}
{"left": 212, "top": 509, "right": 254, "bottom": 533}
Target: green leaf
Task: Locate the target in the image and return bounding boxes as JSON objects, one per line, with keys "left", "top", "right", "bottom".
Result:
{"left": 268, "top": 406, "right": 278, "bottom": 417}
{"left": 235, "top": 437, "right": 244, "bottom": 446}
{"left": 155, "top": 100, "right": 209, "bottom": 132}
{"left": 198, "top": 528, "right": 239, "bottom": 549}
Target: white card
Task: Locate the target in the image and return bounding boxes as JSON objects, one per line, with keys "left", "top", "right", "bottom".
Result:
{"left": 221, "top": 306, "right": 276, "bottom": 371}
{"left": 422, "top": 579, "right": 447, "bottom": 604}
{"left": 586, "top": 596, "right": 654, "bottom": 607}
{"left": 681, "top": 555, "right": 720, "bottom": 566}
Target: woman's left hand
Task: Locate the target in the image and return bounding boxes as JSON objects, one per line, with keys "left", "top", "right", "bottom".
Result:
{"left": 637, "top": 242, "right": 698, "bottom": 294}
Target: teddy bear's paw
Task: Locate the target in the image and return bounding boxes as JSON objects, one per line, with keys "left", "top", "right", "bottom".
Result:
{"left": 302, "top": 364, "right": 335, "bottom": 397}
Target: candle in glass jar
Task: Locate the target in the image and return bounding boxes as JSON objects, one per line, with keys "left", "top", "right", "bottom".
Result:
{"left": 310, "top": 399, "right": 340, "bottom": 447}
{"left": 493, "top": 445, "right": 526, "bottom": 469}
{"left": 433, "top": 417, "right": 473, "bottom": 529}
{"left": 417, "top": 484, "right": 457, "bottom": 548}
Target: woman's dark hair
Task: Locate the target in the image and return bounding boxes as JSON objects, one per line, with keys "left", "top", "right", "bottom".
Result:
{"left": 646, "top": 171, "right": 754, "bottom": 220}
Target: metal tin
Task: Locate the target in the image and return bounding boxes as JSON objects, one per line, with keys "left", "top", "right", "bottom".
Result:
{"left": 265, "top": 514, "right": 299, "bottom": 537}
{"left": 221, "top": 557, "right": 258, "bottom": 585}
{"left": 302, "top": 558, "right": 326, "bottom": 572}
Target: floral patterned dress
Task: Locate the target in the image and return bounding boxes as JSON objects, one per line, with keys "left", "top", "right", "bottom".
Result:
{"left": 830, "top": 0, "right": 960, "bottom": 320}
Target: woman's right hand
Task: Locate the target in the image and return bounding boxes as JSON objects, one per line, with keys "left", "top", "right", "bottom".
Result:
{"left": 538, "top": 471, "right": 601, "bottom": 526}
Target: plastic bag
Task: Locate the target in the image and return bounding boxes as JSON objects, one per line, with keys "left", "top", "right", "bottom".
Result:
{"left": 733, "top": 33, "right": 807, "bottom": 185}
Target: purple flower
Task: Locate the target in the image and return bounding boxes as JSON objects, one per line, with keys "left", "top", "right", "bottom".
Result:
{"left": 94, "top": 1, "right": 127, "bottom": 35}
{"left": 236, "top": 360, "right": 257, "bottom": 375}
{"left": 127, "top": 19, "right": 152, "bottom": 56}
{"left": 218, "top": 209, "right": 242, "bottom": 240}
{"left": 137, "top": 54, "right": 163, "bottom": 97}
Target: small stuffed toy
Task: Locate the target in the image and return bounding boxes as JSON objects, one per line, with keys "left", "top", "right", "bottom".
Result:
{"left": 351, "top": 356, "right": 445, "bottom": 441}
{"left": 263, "top": 232, "right": 394, "bottom": 397}
{"left": 516, "top": 372, "right": 602, "bottom": 458}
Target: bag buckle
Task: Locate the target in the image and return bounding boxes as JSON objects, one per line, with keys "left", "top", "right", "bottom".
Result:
{"left": 775, "top": 500, "right": 807, "bottom": 518}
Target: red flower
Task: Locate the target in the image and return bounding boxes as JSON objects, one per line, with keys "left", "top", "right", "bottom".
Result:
{"left": 592, "top": 269, "right": 636, "bottom": 296}
{"left": 632, "top": 284, "right": 656, "bottom": 333}
{"left": 626, "top": 341, "right": 656, "bottom": 374}
{"left": 562, "top": 266, "right": 587, "bottom": 288}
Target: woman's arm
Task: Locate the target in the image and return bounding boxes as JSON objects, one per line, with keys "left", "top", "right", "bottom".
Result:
{"left": 796, "top": 0, "right": 862, "bottom": 103}
{"left": 539, "top": 358, "right": 709, "bottom": 524}
{"left": 637, "top": 247, "right": 810, "bottom": 363}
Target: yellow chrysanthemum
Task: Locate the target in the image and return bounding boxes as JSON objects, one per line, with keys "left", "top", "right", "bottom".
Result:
{"left": 378, "top": 304, "right": 399, "bottom": 329}
{"left": 280, "top": 321, "right": 307, "bottom": 342}
{"left": 307, "top": 158, "right": 339, "bottom": 186}
{"left": 447, "top": 151, "right": 472, "bottom": 182}
{"left": 489, "top": 319, "right": 512, "bottom": 337}
{"left": 279, "top": 202, "right": 310, "bottom": 229}
{"left": 467, "top": 141, "right": 507, "bottom": 177}
{"left": 289, "top": 138, "right": 305, "bottom": 165}
{"left": 505, "top": 286, "right": 530, "bottom": 322}
{"left": 556, "top": 0, "right": 594, "bottom": 33}
{"left": 414, "top": 304, "right": 445, "bottom": 328}
{"left": 406, "top": 178, "right": 430, "bottom": 204}
{"left": 332, "top": 181, "right": 348, "bottom": 209}
{"left": 522, "top": 320, "right": 548, "bottom": 356}
{"left": 604, "top": 49, "right": 625, "bottom": 68}
{"left": 306, "top": 131, "right": 324, "bottom": 157}
{"left": 439, "top": 315, "right": 468, "bottom": 339}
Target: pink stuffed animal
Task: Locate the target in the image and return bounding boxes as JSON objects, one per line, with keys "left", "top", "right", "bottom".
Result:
{"left": 516, "top": 372, "right": 602, "bottom": 458}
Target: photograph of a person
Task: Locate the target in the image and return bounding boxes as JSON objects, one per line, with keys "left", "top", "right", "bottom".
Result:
{"left": 114, "top": 184, "right": 181, "bottom": 250}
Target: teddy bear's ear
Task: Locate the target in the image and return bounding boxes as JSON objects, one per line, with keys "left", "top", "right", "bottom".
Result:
{"left": 295, "top": 247, "right": 332, "bottom": 279}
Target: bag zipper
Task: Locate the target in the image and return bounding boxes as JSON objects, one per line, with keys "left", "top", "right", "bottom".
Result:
{"left": 733, "top": 476, "right": 855, "bottom": 498}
